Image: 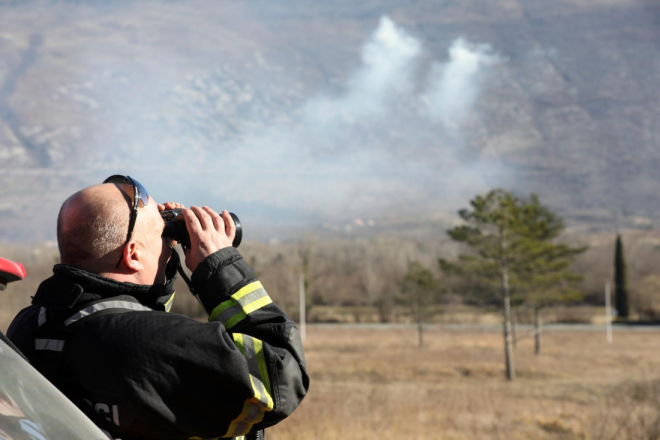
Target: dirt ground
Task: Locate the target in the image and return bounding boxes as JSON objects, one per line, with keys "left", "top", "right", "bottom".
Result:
{"left": 268, "top": 326, "right": 660, "bottom": 440}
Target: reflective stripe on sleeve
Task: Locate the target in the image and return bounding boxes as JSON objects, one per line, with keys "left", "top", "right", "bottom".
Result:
{"left": 38, "top": 307, "right": 46, "bottom": 327}
{"left": 253, "top": 338, "right": 271, "bottom": 396}
{"left": 224, "top": 378, "right": 272, "bottom": 437}
{"left": 225, "top": 334, "right": 274, "bottom": 437}
{"left": 35, "top": 339, "right": 65, "bottom": 352}
{"left": 65, "top": 301, "right": 153, "bottom": 326}
{"left": 232, "top": 334, "right": 272, "bottom": 396}
{"left": 164, "top": 292, "right": 176, "bottom": 312}
{"left": 208, "top": 282, "right": 272, "bottom": 328}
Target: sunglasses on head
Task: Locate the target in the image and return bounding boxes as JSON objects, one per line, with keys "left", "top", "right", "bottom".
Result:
{"left": 103, "top": 175, "right": 150, "bottom": 267}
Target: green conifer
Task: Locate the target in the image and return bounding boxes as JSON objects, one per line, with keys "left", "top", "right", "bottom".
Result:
{"left": 614, "top": 234, "right": 629, "bottom": 318}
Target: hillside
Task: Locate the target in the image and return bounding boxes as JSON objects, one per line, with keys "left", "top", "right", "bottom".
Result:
{"left": 1, "top": 0, "right": 659, "bottom": 241}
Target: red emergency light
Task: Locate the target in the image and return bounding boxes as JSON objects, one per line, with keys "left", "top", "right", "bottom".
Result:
{"left": 0, "top": 257, "right": 27, "bottom": 291}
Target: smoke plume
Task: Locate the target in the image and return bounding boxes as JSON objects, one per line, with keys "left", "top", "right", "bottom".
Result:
{"left": 1, "top": 9, "right": 501, "bottom": 240}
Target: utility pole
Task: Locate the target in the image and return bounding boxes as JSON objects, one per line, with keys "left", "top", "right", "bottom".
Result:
{"left": 299, "top": 273, "right": 306, "bottom": 342}
{"left": 605, "top": 282, "right": 612, "bottom": 344}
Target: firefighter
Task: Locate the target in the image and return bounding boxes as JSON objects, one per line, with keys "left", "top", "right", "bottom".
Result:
{"left": 7, "top": 176, "right": 309, "bottom": 440}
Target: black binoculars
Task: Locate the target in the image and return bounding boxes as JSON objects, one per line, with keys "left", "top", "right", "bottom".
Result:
{"left": 161, "top": 209, "right": 242, "bottom": 249}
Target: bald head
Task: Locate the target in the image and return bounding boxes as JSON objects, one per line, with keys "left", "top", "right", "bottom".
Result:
{"left": 57, "top": 184, "right": 132, "bottom": 273}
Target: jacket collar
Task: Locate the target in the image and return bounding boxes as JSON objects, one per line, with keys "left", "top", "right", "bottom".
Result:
{"left": 32, "top": 264, "right": 177, "bottom": 312}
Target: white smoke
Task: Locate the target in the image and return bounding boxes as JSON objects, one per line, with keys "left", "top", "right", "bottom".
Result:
{"left": 207, "top": 16, "right": 500, "bottom": 222}
{"left": 334, "top": 16, "right": 420, "bottom": 119}
{"left": 2, "top": 11, "right": 502, "bottom": 239}
{"left": 424, "top": 39, "right": 497, "bottom": 128}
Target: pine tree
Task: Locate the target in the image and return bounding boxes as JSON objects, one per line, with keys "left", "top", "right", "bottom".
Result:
{"left": 440, "top": 190, "right": 585, "bottom": 378}
{"left": 512, "top": 195, "right": 586, "bottom": 355}
{"left": 440, "top": 190, "right": 526, "bottom": 380}
{"left": 614, "top": 234, "right": 629, "bottom": 318}
{"left": 516, "top": 241, "right": 585, "bottom": 355}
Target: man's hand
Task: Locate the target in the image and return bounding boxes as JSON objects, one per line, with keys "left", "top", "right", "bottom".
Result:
{"left": 158, "top": 202, "right": 186, "bottom": 212}
{"left": 181, "top": 206, "right": 236, "bottom": 273}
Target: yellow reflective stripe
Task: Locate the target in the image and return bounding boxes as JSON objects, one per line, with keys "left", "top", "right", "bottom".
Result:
{"left": 250, "top": 375, "right": 274, "bottom": 410}
{"left": 209, "top": 282, "right": 263, "bottom": 321}
{"left": 233, "top": 281, "right": 264, "bottom": 301}
{"left": 226, "top": 335, "right": 274, "bottom": 438}
{"left": 225, "top": 395, "right": 268, "bottom": 437}
{"left": 243, "top": 295, "right": 273, "bottom": 317}
{"left": 164, "top": 292, "right": 175, "bottom": 312}
{"left": 208, "top": 281, "right": 272, "bottom": 328}
{"left": 227, "top": 378, "right": 272, "bottom": 436}
{"left": 253, "top": 338, "right": 271, "bottom": 395}
{"left": 232, "top": 334, "right": 272, "bottom": 398}
{"left": 233, "top": 333, "right": 246, "bottom": 356}
{"left": 224, "top": 296, "right": 273, "bottom": 329}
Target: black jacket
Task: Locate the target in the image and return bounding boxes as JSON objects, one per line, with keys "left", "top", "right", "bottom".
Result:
{"left": 7, "top": 247, "right": 309, "bottom": 440}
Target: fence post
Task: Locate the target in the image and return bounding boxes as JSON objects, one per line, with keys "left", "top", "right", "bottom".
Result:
{"left": 299, "top": 273, "right": 306, "bottom": 342}
{"left": 605, "top": 282, "right": 612, "bottom": 344}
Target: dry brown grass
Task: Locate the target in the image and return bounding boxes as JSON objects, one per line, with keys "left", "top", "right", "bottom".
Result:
{"left": 269, "top": 327, "right": 660, "bottom": 440}
{"left": 4, "top": 241, "right": 660, "bottom": 439}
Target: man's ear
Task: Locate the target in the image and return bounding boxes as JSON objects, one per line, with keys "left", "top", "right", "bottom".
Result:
{"left": 122, "top": 240, "right": 143, "bottom": 272}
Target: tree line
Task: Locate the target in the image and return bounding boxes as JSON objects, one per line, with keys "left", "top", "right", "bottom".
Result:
{"left": 0, "top": 189, "right": 644, "bottom": 382}
{"left": 390, "top": 189, "right": 638, "bottom": 381}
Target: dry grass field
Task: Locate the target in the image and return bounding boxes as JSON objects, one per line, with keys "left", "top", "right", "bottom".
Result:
{"left": 269, "top": 326, "right": 660, "bottom": 440}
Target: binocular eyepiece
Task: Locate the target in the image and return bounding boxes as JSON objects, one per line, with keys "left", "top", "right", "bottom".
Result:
{"left": 161, "top": 209, "right": 242, "bottom": 249}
